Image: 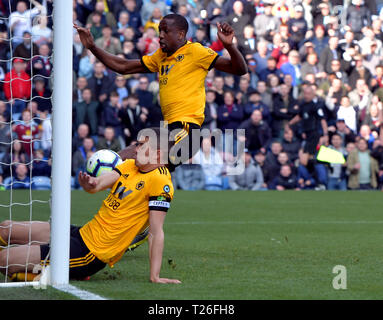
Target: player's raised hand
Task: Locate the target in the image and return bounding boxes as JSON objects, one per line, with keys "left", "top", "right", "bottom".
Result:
{"left": 73, "top": 24, "right": 95, "bottom": 50}
{"left": 78, "top": 171, "right": 97, "bottom": 192}
{"left": 216, "top": 22, "right": 235, "bottom": 47}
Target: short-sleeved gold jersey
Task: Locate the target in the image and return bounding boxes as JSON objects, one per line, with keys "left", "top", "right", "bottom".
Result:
{"left": 80, "top": 160, "right": 173, "bottom": 266}
{"left": 141, "top": 42, "right": 218, "bottom": 126}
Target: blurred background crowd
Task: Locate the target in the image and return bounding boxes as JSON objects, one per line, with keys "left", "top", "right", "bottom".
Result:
{"left": 0, "top": 0, "right": 383, "bottom": 191}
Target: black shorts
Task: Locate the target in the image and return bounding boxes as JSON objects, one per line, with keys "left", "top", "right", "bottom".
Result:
{"left": 303, "top": 131, "right": 320, "bottom": 155}
{"left": 40, "top": 225, "right": 106, "bottom": 280}
{"left": 167, "top": 121, "right": 201, "bottom": 171}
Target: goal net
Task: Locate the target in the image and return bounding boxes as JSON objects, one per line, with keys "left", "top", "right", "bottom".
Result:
{"left": 0, "top": 0, "right": 72, "bottom": 287}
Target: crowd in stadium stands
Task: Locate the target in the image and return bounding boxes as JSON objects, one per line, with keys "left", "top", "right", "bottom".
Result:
{"left": 0, "top": 0, "right": 383, "bottom": 191}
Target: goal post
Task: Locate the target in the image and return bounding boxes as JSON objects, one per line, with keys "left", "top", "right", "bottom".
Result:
{"left": 50, "top": 0, "right": 73, "bottom": 286}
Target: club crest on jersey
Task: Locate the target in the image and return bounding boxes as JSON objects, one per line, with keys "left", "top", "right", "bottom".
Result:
{"left": 175, "top": 54, "right": 184, "bottom": 62}
{"left": 163, "top": 185, "right": 170, "bottom": 193}
{"left": 136, "top": 181, "right": 145, "bottom": 190}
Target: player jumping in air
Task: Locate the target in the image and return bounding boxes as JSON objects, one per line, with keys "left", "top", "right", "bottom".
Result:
{"left": 74, "top": 14, "right": 248, "bottom": 169}
{"left": 0, "top": 128, "right": 180, "bottom": 284}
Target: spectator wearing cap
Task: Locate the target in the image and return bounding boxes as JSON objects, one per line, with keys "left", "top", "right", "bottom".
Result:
{"left": 4, "top": 58, "right": 31, "bottom": 116}
{"left": 13, "top": 30, "right": 39, "bottom": 60}
{"left": 253, "top": 2, "right": 280, "bottom": 42}
{"left": 287, "top": 5, "right": 308, "bottom": 50}
{"left": 228, "top": 149, "right": 264, "bottom": 191}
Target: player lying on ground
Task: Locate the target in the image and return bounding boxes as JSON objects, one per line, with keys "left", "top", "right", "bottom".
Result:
{"left": 0, "top": 127, "right": 180, "bottom": 284}
{"left": 74, "top": 14, "right": 247, "bottom": 169}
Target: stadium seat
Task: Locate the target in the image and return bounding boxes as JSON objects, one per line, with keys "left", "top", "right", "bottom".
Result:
{"left": 31, "top": 176, "right": 51, "bottom": 190}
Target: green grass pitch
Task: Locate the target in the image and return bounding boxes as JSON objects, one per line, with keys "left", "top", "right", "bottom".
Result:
{"left": 0, "top": 190, "right": 382, "bottom": 300}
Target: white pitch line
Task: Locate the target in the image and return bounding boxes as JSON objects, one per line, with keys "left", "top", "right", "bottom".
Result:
{"left": 53, "top": 284, "right": 107, "bottom": 300}
{"left": 168, "top": 220, "right": 383, "bottom": 225}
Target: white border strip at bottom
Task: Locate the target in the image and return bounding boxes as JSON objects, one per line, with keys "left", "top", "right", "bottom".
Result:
{"left": 53, "top": 284, "right": 107, "bottom": 300}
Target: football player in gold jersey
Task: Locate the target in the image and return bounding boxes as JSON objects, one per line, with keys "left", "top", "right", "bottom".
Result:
{"left": 0, "top": 128, "right": 181, "bottom": 284}
{"left": 74, "top": 14, "right": 247, "bottom": 168}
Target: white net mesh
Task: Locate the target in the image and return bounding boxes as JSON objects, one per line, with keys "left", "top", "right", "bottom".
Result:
{"left": 0, "top": 0, "right": 53, "bottom": 284}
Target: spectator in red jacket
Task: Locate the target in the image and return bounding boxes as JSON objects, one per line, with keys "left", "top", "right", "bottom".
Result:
{"left": 4, "top": 58, "right": 31, "bottom": 116}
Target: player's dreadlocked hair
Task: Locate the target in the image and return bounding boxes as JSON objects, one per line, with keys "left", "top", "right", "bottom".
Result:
{"left": 163, "top": 13, "right": 189, "bottom": 35}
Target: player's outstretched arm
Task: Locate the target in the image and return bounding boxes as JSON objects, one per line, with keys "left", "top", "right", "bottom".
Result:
{"left": 148, "top": 210, "right": 181, "bottom": 284}
{"left": 78, "top": 170, "right": 120, "bottom": 194}
{"left": 213, "top": 22, "right": 248, "bottom": 76}
{"left": 73, "top": 24, "right": 148, "bottom": 75}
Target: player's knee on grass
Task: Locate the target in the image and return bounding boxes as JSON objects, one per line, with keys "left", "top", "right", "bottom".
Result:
{"left": 0, "top": 220, "right": 12, "bottom": 246}
{"left": 0, "top": 245, "right": 41, "bottom": 276}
